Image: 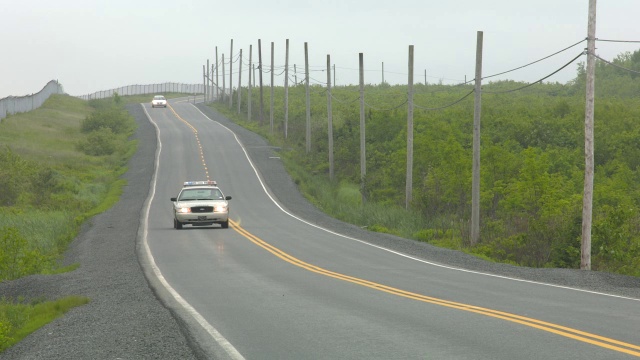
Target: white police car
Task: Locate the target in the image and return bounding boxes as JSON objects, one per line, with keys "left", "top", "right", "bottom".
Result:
{"left": 151, "top": 95, "right": 167, "bottom": 108}
{"left": 170, "top": 180, "right": 231, "bottom": 229}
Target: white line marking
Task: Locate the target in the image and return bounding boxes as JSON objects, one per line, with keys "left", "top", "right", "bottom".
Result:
{"left": 190, "top": 104, "right": 640, "bottom": 303}
{"left": 140, "top": 103, "right": 246, "bottom": 360}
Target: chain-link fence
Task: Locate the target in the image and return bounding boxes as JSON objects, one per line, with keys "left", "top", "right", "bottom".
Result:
{"left": 0, "top": 80, "right": 64, "bottom": 122}
{"left": 76, "top": 83, "right": 204, "bottom": 100}
{"left": 0, "top": 81, "right": 205, "bottom": 122}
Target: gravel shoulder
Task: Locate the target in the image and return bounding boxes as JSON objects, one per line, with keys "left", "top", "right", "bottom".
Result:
{"left": 1, "top": 101, "right": 638, "bottom": 359}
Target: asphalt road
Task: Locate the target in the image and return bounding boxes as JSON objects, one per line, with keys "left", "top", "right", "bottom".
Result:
{"left": 1, "top": 96, "right": 639, "bottom": 359}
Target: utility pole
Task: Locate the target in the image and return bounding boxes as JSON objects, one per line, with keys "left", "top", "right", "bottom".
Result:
{"left": 305, "top": 42, "right": 311, "bottom": 153}
{"left": 206, "top": 59, "right": 210, "bottom": 103}
{"left": 327, "top": 54, "right": 334, "bottom": 181}
{"left": 382, "top": 62, "right": 384, "bottom": 85}
{"left": 471, "top": 31, "right": 484, "bottom": 246}
{"left": 270, "top": 42, "right": 274, "bottom": 134}
{"left": 284, "top": 39, "right": 290, "bottom": 139}
{"left": 406, "top": 45, "right": 414, "bottom": 210}
{"left": 248, "top": 45, "right": 252, "bottom": 121}
{"left": 237, "top": 48, "right": 242, "bottom": 114}
{"left": 215, "top": 47, "right": 219, "bottom": 101}
{"left": 202, "top": 64, "right": 206, "bottom": 102}
{"left": 229, "top": 39, "right": 233, "bottom": 108}
{"left": 258, "top": 39, "right": 264, "bottom": 125}
{"left": 222, "top": 54, "right": 226, "bottom": 103}
{"left": 359, "top": 53, "right": 366, "bottom": 204}
{"left": 582, "top": 0, "right": 597, "bottom": 270}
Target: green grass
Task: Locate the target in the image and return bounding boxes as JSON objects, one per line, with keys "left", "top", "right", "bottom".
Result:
{"left": 0, "top": 296, "right": 90, "bottom": 352}
{"left": 0, "top": 93, "right": 141, "bottom": 352}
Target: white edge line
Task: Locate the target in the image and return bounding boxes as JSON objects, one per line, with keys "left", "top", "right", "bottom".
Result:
{"left": 190, "top": 104, "right": 640, "bottom": 303}
{"left": 139, "top": 103, "right": 246, "bottom": 360}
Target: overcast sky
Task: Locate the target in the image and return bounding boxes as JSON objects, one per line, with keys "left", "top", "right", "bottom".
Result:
{"left": 2, "top": 0, "right": 639, "bottom": 98}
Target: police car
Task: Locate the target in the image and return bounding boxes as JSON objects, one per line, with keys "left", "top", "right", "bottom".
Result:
{"left": 170, "top": 180, "right": 231, "bottom": 229}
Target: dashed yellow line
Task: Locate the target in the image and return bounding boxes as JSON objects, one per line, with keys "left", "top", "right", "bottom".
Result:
{"left": 168, "top": 103, "right": 210, "bottom": 180}
{"left": 229, "top": 219, "right": 640, "bottom": 357}
{"left": 166, "top": 103, "right": 640, "bottom": 358}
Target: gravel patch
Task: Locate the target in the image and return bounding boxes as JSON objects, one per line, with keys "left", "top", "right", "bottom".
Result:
{"left": 1, "top": 101, "right": 638, "bottom": 359}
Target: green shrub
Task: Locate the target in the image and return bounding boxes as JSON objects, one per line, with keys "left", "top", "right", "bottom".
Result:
{"left": 77, "top": 127, "right": 116, "bottom": 156}
{"left": 0, "top": 227, "right": 46, "bottom": 281}
{"left": 81, "top": 107, "right": 131, "bottom": 135}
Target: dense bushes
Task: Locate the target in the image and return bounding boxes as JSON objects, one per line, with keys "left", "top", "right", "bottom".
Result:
{"left": 78, "top": 94, "right": 133, "bottom": 156}
{"left": 216, "top": 49, "right": 640, "bottom": 276}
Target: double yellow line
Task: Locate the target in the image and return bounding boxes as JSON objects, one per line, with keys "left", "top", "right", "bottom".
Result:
{"left": 230, "top": 219, "right": 640, "bottom": 357}
{"left": 166, "top": 103, "right": 640, "bottom": 357}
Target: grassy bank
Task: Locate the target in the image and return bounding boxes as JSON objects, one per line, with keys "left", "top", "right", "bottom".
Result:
{"left": 0, "top": 92, "right": 175, "bottom": 352}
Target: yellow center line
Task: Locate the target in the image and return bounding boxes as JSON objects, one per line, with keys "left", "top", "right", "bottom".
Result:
{"left": 166, "top": 103, "right": 640, "bottom": 357}
{"left": 230, "top": 219, "right": 640, "bottom": 357}
{"left": 168, "top": 103, "right": 211, "bottom": 180}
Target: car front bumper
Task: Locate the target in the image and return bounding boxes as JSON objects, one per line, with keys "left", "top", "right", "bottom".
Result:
{"left": 175, "top": 212, "right": 229, "bottom": 224}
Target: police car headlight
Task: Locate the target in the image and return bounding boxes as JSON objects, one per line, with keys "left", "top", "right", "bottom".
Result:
{"left": 177, "top": 207, "right": 191, "bottom": 214}
{"left": 214, "top": 204, "right": 228, "bottom": 212}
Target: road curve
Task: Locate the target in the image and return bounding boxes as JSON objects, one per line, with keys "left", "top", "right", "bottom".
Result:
{"left": 145, "top": 99, "right": 640, "bottom": 360}
{"left": 1, "top": 97, "right": 638, "bottom": 359}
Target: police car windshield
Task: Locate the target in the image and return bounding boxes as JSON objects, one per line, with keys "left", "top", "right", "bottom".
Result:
{"left": 178, "top": 188, "right": 223, "bottom": 201}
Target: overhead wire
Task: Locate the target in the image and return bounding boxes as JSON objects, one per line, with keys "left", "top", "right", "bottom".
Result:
{"left": 596, "top": 38, "right": 640, "bottom": 43}
{"left": 482, "top": 51, "right": 585, "bottom": 94}
{"left": 482, "top": 38, "right": 586, "bottom": 80}
{"left": 594, "top": 54, "right": 640, "bottom": 75}
{"left": 413, "top": 89, "right": 475, "bottom": 111}
{"left": 364, "top": 99, "right": 408, "bottom": 112}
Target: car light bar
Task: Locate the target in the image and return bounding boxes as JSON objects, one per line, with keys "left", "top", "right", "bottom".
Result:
{"left": 183, "top": 180, "right": 217, "bottom": 187}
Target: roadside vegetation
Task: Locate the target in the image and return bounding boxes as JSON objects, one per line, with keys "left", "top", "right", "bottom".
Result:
{"left": 0, "top": 92, "right": 184, "bottom": 352}
{"left": 211, "top": 49, "right": 640, "bottom": 277}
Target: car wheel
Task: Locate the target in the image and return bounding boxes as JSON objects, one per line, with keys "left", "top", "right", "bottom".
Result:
{"left": 175, "top": 219, "right": 183, "bottom": 230}
{"left": 221, "top": 221, "right": 229, "bottom": 229}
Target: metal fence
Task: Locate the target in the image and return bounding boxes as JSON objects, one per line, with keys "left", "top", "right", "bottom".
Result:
{"left": 76, "top": 83, "right": 205, "bottom": 100}
{"left": 0, "top": 80, "right": 64, "bottom": 122}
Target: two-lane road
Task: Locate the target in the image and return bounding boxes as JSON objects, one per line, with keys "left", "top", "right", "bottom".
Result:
{"left": 140, "top": 98, "right": 640, "bottom": 359}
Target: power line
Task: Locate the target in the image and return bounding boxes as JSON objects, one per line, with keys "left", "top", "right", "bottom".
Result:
{"left": 596, "top": 38, "right": 640, "bottom": 43}
{"left": 364, "top": 99, "right": 408, "bottom": 112}
{"left": 413, "top": 89, "right": 474, "bottom": 111}
{"left": 482, "top": 38, "right": 586, "bottom": 80}
{"left": 594, "top": 54, "right": 640, "bottom": 75}
{"left": 483, "top": 51, "right": 585, "bottom": 94}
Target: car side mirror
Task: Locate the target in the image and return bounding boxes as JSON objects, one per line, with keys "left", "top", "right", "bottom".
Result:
{"left": 225, "top": 196, "right": 232, "bottom": 200}
{"left": 170, "top": 197, "right": 177, "bottom": 201}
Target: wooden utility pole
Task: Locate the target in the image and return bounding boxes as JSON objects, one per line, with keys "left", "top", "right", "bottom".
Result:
{"left": 471, "top": 31, "right": 484, "bottom": 246}
{"left": 229, "top": 39, "right": 233, "bottom": 108}
{"left": 248, "top": 45, "right": 252, "bottom": 121}
{"left": 258, "top": 39, "right": 264, "bottom": 125}
{"left": 237, "top": 49, "right": 242, "bottom": 114}
{"left": 333, "top": 64, "right": 336, "bottom": 87}
{"left": 327, "top": 54, "right": 334, "bottom": 181}
{"left": 382, "top": 62, "right": 384, "bottom": 84}
{"left": 284, "top": 39, "right": 290, "bottom": 139}
{"left": 582, "top": 0, "right": 597, "bottom": 270}
{"left": 215, "top": 47, "right": 219, "bottom": 101}
{"left": 270, "top": 42, "right": 275, "bottom": 133}
{"left": 206, "top": 59, "right": 210, "bottom": 103}
{"left": 305, "top": 42, "right": 311, "bottom": 153}
{"left": 222, "top": 54, "right": 226, "bottom": 102}
{"left": 406, "top": 45, "right": 414, "bottom": 210}
{"left": 359, "top": 53, "right": 366, "bottom": 204}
